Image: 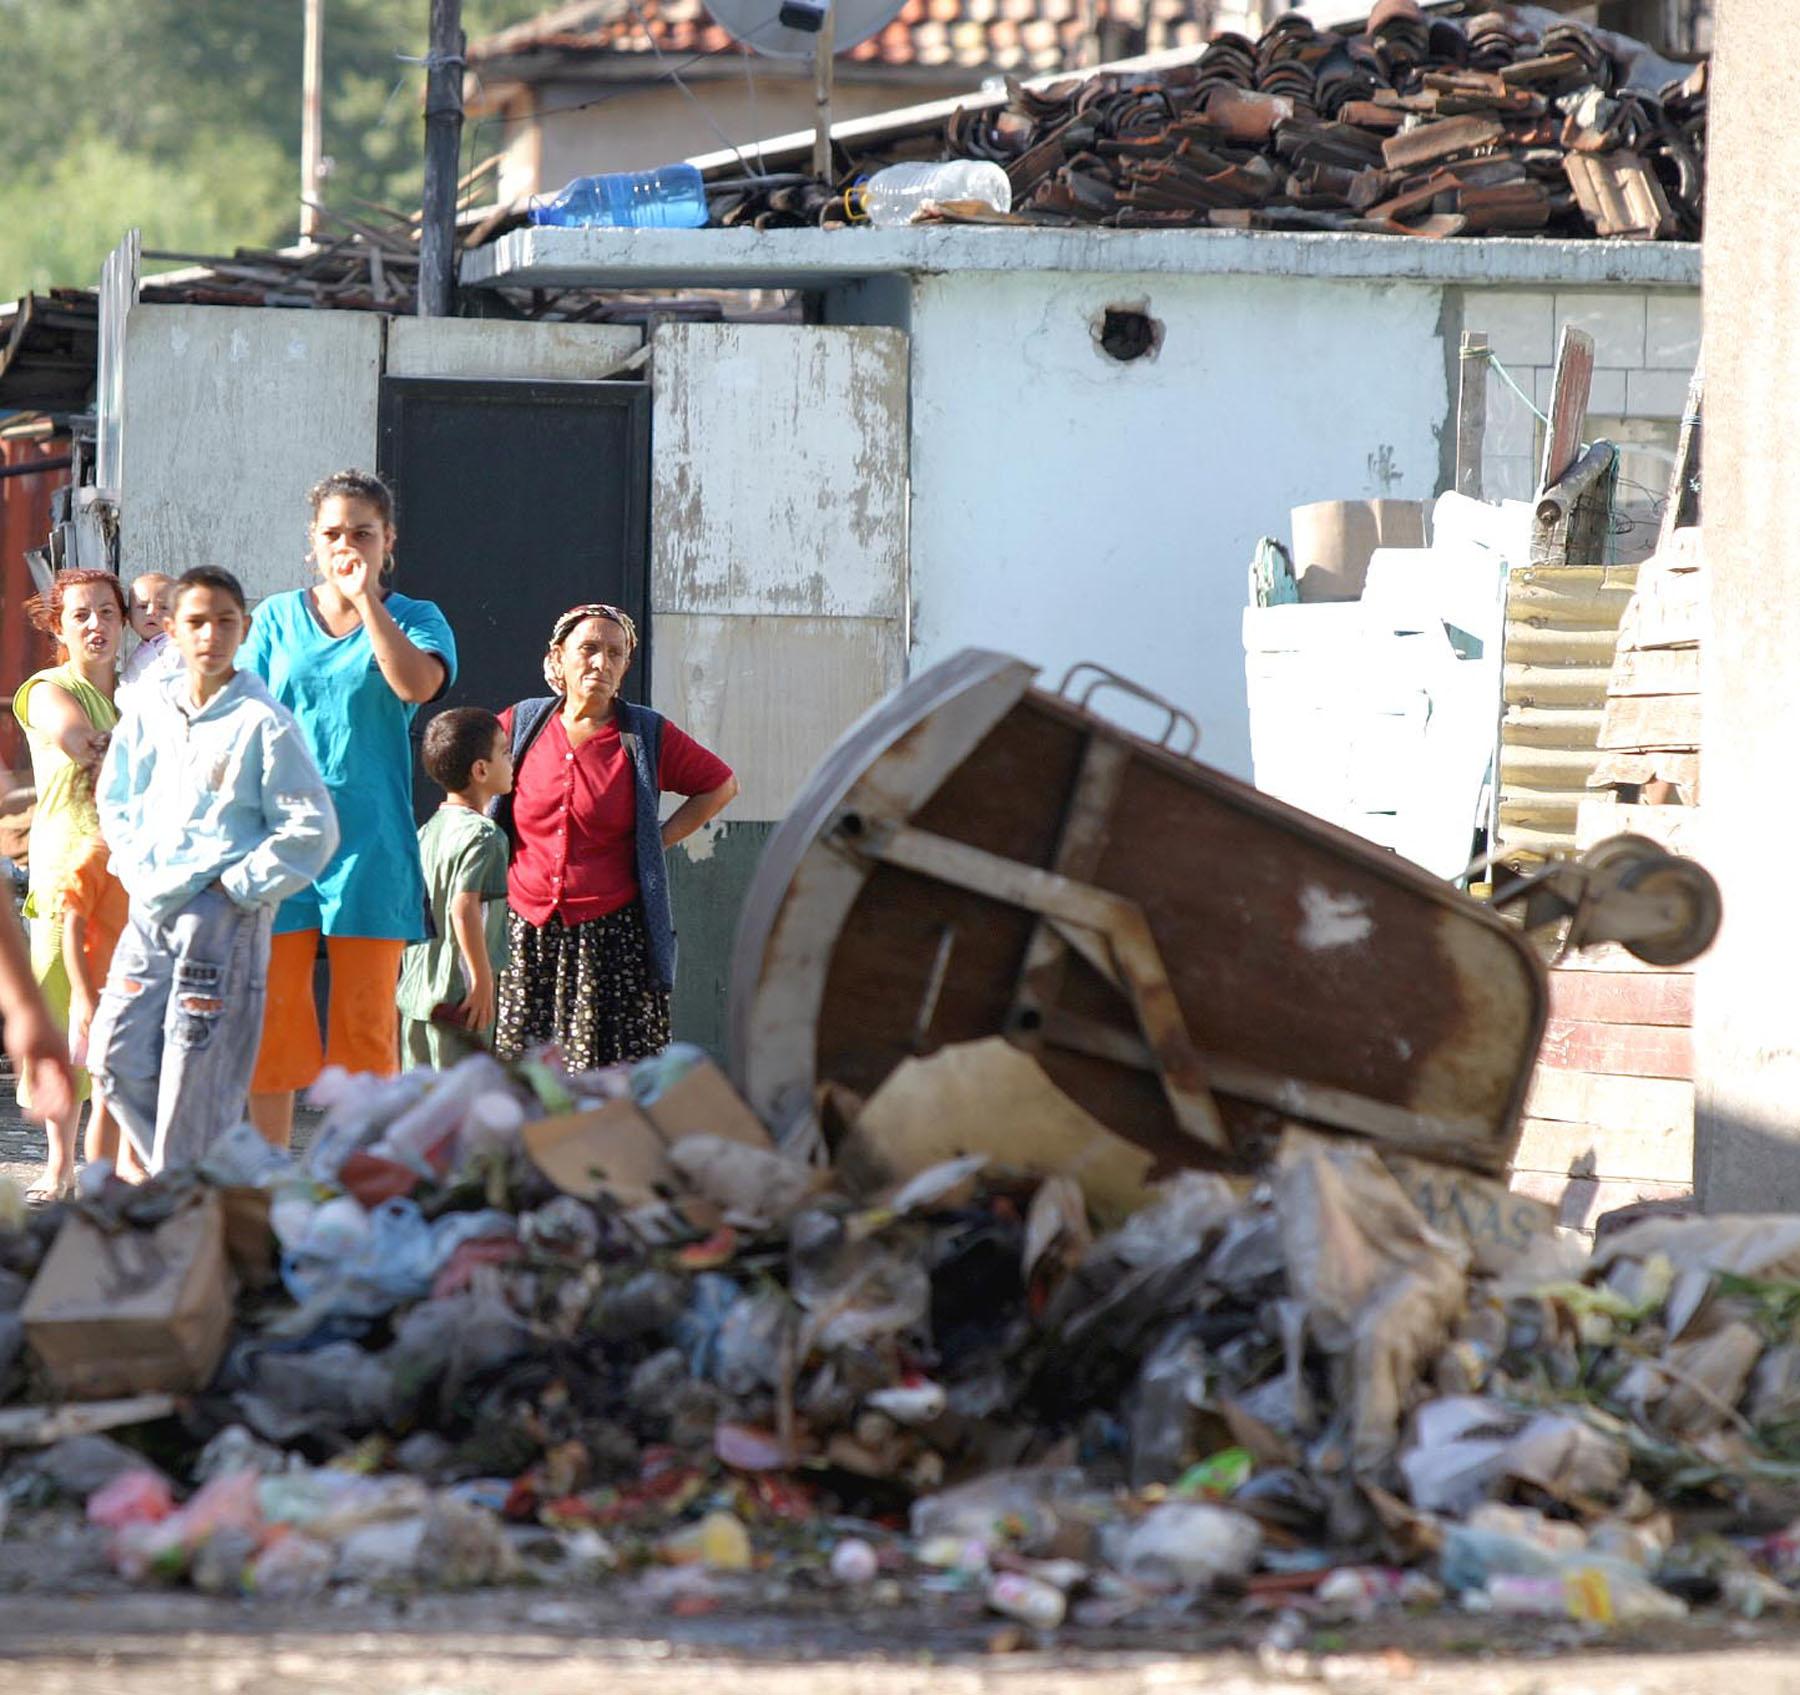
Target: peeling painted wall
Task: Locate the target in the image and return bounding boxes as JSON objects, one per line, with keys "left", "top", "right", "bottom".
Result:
{"left": 905, "top": 270, "right": 1450, "bottom": 778}
{"left": 650, "top": 322, "right": 911, "bottom": 1053}
{"left": 119, "top": 307, "right": 384, "bottom": 602}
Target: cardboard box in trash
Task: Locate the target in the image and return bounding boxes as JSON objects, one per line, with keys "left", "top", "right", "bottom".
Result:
{"left": 523, "top": 1056, "right": 773, "bottom": 1209}
{"left": 22, "top": 1190, "right": 235, "bottom": 1400}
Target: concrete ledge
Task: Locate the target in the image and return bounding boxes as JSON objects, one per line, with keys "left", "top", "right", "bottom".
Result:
{"left": 462, "top": 225, "right": 1703, "bottom": 294}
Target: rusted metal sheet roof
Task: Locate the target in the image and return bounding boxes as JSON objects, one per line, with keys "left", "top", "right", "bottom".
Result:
{"left": 705, "top": 5, "right": 1706, "bottom": 238}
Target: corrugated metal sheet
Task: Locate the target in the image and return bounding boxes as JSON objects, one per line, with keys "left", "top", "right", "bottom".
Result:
{"left": 0, "top": 436, "right": 63, "bottom": 772}
{"left": 1495, "top": 559, "right": 1637, "bottom": 865}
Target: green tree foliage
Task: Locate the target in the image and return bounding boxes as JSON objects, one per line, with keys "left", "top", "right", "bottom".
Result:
{"left": 0, "top": 0, "right": 545, "bottom": 301}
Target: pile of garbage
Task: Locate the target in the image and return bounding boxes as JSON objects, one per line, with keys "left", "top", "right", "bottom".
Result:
{"left": 4, "top": 1046, "right": 1800, "bottom": 1631}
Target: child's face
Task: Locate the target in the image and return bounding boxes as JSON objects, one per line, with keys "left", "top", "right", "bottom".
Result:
{"left": 129, "top": 579, "right": 172, "bottom": 641}
{"left": 169, "top": 585, "right": 247, "bottom": 680}
{"left": 475, "top": 727, "right": 514, "bottom": 797}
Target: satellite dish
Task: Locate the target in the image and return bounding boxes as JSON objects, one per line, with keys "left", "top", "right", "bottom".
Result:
{"left": 703, "top": 0, "right": 908, "bottom": 61}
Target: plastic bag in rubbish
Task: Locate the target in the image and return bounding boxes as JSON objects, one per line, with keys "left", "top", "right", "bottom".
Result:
{"left": 712, "top": 1287, "right": 791, "bottom": 1397}
{"left": 519, "top": 1196, "right": 601, "bottom": 1260}
{"left": 384, "top": 1288, "right": 531, "bottom": 1415}
{"left": 248, "top": 1532, "right": 335, "bottom": 1599}
{"left": 195, "top": 1425, "right": 298, "bottom": 1484}
{"left": 305, "top": 1070, "right": 436, "bottom": 1185}
{"left": 789, "top": 1208, "right": 930, "bottom": 1355}
{"left": 281, "top": 1198, "right": 508, "bottom": 1320}
{"left": 667, "top": 1135, "right": 817, "bottom": 1228}
{"left": 910, "top": 1467, "right": 1091, "bottom": 1556}
{"left": 1126, "top": 1328, "right": 1214, "bottom": 1488}
{"left": 258, "top": 1469, "right": 427, "bottom": 1538}
{"left": 199, "top": 1121, "right": 294, "bottom": 1188}
{"left": 87, "top": 1469, "right": 175, "bottom": 1530}
{"left": 629, "top": 1041, "right": 708, "bottom": 1108}
{"left": 1100, "top": 1501, "right": 1262, "bottom": 1591}
{"left": 247, "top": 1340, "right": 399, "bottom": 1433}
{"left": 1274, "top": 1128, "right": 1468, "bottom": 1470}
{"left": 370, "top": 1053, "right": 512, "bottom": 1176}
{"left": 674, "top": 1273, "right": 744, "bottom": 1380}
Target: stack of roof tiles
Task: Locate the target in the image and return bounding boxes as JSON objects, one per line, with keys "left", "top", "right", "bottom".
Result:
{"left": 713, "top": 3, "right": 1706, "bottom": 239}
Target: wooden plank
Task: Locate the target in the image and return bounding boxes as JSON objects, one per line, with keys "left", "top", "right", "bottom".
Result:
{"left": 1596, "top": 692, "right": 1700, "bottom": 751}
{"left": 1552, "top": 938, "right": 1698, "bottom": 975}
{"left": 1525, "top": 1066, "right": 1693, "bottom": 1130}
{"left": 0, "top": 1394, "right": 179, "bottom": 1446}
{"left": 1537, "top": 1016, "right": 1693, "bottom": 1079}
{"left": 1538, "top": 324, "right": 1595, "bottom": 492}
{"left": 1456, "top": 331, "right": 1487, "bottom": 500}
{"left": 1657, "top": 359, "right": 1702, "bottom": 549}
{"left": 1513, "top": 1114, "right": 1692, "bottom": 1186}
{"left": 1574, "top": 798, "right": 1699, "bottom": 853}
{"left": 1610, "top": 646, "right": 1700, "bottom": 697}
{"left": 1589, "top": 750, "right": 1700, "bottom": 795}
{"left": 1510, "top": 1170, "right": 1690, "bottom": 1234}
{"left": 1547, "top": 969, "right": 1692, "bottom": 1026}
{"left": 1615, "top": 566, "right": 1703, "bottom": 651}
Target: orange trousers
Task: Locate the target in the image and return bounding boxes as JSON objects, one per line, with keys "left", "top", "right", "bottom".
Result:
{"left": 250, "top": 930, "right": 405, "bottom": 1095}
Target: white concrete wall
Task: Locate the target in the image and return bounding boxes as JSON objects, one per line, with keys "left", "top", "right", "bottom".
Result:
{"left": 905, "top": 270, "right": 1450, "bottom": 778}
{"left": 386, "top": 317, "right": 640, "bottom": 380}
{"left": 119, "top": 307, "right": 383, "bottom": 602}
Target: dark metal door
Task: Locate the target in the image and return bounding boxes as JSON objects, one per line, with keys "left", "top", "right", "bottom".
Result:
{"left": 377, "top": 376, "right": 650, "bottom": 818}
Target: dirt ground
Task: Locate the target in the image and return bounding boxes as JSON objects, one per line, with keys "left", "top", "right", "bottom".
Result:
{"left": 6, "top": 1590, "right": 1800, "bottom": 1695}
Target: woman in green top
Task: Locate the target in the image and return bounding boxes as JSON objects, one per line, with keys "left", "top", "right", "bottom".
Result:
{"left": 11, "top": 569, "right": 125, "bottom": 1199}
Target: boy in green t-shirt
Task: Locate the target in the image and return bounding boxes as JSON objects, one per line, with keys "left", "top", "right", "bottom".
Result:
{"left": 398, "top": 708, "right": 514, "bottom": 1069}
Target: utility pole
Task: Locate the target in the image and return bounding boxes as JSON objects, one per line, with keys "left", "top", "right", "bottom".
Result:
{"left": 300, "top": 0, "right": 324, "bottom": 245}
{"left": 417, "top": 0, "right": 465, "bottom": 318}
{"left": 810, "top": 5, "right": 835, "bottom": 185}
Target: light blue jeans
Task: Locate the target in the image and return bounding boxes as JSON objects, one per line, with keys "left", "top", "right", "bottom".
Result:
{"left": 90, "top": 885, "right": 272, "bottom": 1173}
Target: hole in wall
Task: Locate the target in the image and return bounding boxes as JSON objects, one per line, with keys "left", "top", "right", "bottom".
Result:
{"left": 1094, "top": 302, "right": 1163, "bottom": 364}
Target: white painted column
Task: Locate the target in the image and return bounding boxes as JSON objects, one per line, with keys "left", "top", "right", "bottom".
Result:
{"left": 1692, "top": 0, "right": 1800, "bottom": 1209}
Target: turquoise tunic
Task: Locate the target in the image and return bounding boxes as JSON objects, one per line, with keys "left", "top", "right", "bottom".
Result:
{"left": 240, "top": 587, "right": 456, "bottom": 940}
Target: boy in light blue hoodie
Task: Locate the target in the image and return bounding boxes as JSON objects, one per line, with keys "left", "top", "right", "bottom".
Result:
{"left": 91, "top": 567, "right": 339, "bottom": 1172}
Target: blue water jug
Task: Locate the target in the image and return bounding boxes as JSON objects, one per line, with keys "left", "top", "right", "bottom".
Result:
{"left": 528, "top": 164, "right": 708, "bottom": 230}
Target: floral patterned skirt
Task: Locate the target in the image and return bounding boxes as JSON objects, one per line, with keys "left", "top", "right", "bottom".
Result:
{"left": 494, "top": 903, "right": 671, "bottom": 1072}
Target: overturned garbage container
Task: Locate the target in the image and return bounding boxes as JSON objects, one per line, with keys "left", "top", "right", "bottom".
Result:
{"left": 729, "top": 649, "right": 1551, "bottom": 1190}
{"left": 729, "top": 650, "right": 1716, "bottom": 1206}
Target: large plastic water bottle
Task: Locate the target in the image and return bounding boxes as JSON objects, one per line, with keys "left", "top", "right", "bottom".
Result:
{"left": 529, "top": 163, "right": 709, "bottom": 230}
{"left": 861, "top": 160, "right": 1012, "bottom": 227}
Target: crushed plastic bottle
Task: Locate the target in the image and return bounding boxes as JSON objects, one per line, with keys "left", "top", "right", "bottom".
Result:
{"left": 528, "top": 165, "right": 708, "bottom": 231}
{"left": 1482, "top": 1565, "right": 1688, "bottom": 1624}
{"left": 860, "top": 160, "right": 1011, "bottom": 228}
{"left": 987, "top": 1571, "right": 1067, "bottom": 1629}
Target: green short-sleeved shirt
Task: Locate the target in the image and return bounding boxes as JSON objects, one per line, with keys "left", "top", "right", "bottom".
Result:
{"left": 240, "top": 587, "right": 456, "bottom": 940}
{"left": 396, "top": 805, "right": 510, "bottom": 1019}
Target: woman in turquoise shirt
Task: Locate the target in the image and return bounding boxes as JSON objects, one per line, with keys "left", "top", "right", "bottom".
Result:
{"left": 240, "top": 469, "right": 456, "bottom": 1146}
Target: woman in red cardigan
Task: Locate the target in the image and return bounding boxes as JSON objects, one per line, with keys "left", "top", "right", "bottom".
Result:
{"left": 494, "top": 604, "right": 738, "bottom": 1069}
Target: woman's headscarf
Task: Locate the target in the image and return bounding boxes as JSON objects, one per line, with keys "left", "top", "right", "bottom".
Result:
{"left": 543, "top": 603, "right": 639, "bottom": 695}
